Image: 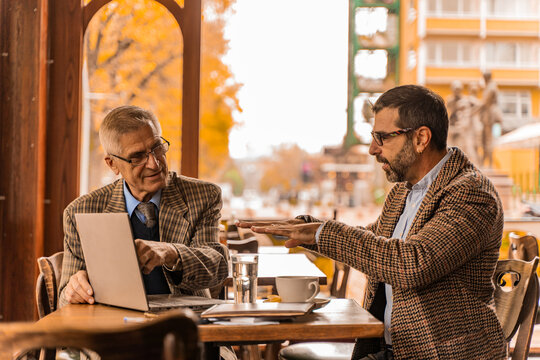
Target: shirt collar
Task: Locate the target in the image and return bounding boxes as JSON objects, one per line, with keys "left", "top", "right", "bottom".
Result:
{"left": 123, "top": 180, "right": 162, "bottom": 217}
{"left": 410, "top": 148, "right": 453, "bottom": 191}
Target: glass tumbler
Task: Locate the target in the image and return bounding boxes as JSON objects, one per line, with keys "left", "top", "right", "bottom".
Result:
{"left": 230, "top": 253, "right": 258, "bottom": 303}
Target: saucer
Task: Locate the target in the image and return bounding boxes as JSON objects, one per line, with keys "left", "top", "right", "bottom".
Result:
{"left": 262, "top": 296, "right": 330, "bottom": 310}
{"left": 312, "top": 297, "right": 330, "bottom": 310}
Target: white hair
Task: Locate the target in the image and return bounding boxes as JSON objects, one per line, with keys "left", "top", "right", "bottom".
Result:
{"left": 98, "top": 105, "right": 162, "bottom": 155}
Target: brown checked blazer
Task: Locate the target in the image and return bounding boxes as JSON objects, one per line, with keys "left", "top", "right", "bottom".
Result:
{"left": 306, "top": 148, "right": 506, "bottom": 359}
{"left": 58, "top": 171, "right": 229, "bottom": 308}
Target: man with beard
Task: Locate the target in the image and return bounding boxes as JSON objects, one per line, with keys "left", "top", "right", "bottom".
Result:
{"left": 58, "top": 105, "right": 229, "bottom": 306}
{"left": 238, "top": 85, "right": 506, "bottom": 359}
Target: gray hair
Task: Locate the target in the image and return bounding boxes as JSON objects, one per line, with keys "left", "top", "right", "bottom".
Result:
{"left": 98, "top": 105, "right": 162, "bottom": 155}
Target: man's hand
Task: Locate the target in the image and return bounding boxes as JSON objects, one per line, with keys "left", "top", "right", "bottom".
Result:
{"left": 249, "top": 222, "right": 323, "bottom": 248}
{"left": 65, "top": 270, "right": 94, "bottom": 304}
{"left": 236, "top": 218, "right": 305, "bottom": 228}
{"left": 135, "top": 239, "right": 179, "bottom": 274}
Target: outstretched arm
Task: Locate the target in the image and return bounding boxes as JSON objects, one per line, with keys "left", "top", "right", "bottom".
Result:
{"left": 248, "top": 222, "right": 323, "bottom": 248}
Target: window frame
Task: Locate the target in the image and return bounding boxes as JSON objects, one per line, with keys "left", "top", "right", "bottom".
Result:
{"left": 426, "top": 41, "right": 479, "bottom": 68}
{"left": 498, "top": 91, "right": 532, "bottom": 120}
{"left": 427, "top": 0, "right": 479, "bottom": 17}
{"left": 485, "top": 42, "right": 539, "bottom": 69}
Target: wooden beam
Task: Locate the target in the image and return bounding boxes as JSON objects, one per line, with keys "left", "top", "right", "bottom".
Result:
{"left": 44, "top": 0, "right": 83, "bottom": 256}
{"left": 180, "top": 0, "right": 201, "bottom": 178}
{"left": 0, "top": 0, "right": 48, "bottom": 321}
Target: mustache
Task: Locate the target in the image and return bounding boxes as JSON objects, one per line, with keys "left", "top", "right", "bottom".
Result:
{"left": 144, "top": 167, "right": 164, "bottom": 176}
{"left": 376, "top": 156, "right": 389, "bottom": 164}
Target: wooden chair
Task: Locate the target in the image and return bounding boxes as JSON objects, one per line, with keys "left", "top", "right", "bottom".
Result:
{"left": 506, "top": 232, "right": 540, "bottom": 325}
{"left": 328, "top": 209, "right": 350, "bottom": 299}
{"left": 0, "top": 309, "right": 200, "bottom": 360}
{"left": 35, "top": 252, "right": 63, "bottom": 319}
{"left": 227, "top": 238, "right": 259, "bottom": 254}
{"left": 279, "top": 257, "right": 540, "bottom": 360}
{"left": 329, "top": 261, "right": 350, "bottom": 298}
{"left": 508, "top": 232, "right": 539, "bottom": 262}
{"left": 226, "top": 223, "right": 242, "bottom": 240}
{"left": 494, "top": 257, "right": 539, "bottom": 359}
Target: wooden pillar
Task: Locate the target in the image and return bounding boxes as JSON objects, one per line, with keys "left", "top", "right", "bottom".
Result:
{"left": 44, "top": 0, "right": 83, "bottom": 256}
{"left": 0, "top": 0, "right": 49, "bottom": 321}
{"left": 181, "top": 0, "right": 201, "bottom": 178}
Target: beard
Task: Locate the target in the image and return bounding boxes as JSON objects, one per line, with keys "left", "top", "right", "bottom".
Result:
{"left": 377, "top": 139, "right": 418, "bottom": 183}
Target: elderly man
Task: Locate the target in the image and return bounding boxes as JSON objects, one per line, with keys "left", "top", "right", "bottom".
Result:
{"left": 58, "top": 105, "right": 228, "bottom": 306}
{"left": 239, "top": 85, "right": 506, "bottom": 359}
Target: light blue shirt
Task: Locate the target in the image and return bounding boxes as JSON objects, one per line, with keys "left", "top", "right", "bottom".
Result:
{"left": 123, "top": 180, "right": 162, "bottom": 224}
{"left": 383, "top": 149, "right": 452, "bottom": 344}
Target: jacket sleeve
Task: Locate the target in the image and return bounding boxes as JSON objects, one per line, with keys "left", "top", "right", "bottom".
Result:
{"left": 164, "top": 184, "right": 229, "bottom": 291}
{"left": 296, "top": 212, "right": 383, "bottom": 254}
{"left": 57, "top": 206, "right": 87, "bottom": 308}
{"left": 316, "top": 178, "right": 503, "bottom": 290}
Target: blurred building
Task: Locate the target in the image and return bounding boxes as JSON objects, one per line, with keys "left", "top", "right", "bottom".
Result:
{"left": 400, "top": 0, "right": 540, "bottom": 127}
{"left": 346, "top": 0, "right": 540, "bottom": 207}
{"left": 321, "top": 145, "right": 376, "bottom": 207}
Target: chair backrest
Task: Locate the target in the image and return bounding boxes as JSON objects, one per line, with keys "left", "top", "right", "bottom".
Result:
{"left": 493, "top": 257, "right": 539, "bottom": 360}
{"left": 35, "top": 252, "right": 63, "bottom": 318}
{"left": 227, "top": 238, "right": 259, "bottom": 254}
{"left": 226, "top": 223, "right": 241, "bottom": 240}
{"left": 330, "top": 261, "right": 350, "bottom": 298}
{"left": 329, "top": 209, "right": 350, "bottom": 298}
{"left": 0, "top": 309, "right": 200, "bottom": 360}
{"left": 508, "top": 232, "right": 539, "bottom": 261}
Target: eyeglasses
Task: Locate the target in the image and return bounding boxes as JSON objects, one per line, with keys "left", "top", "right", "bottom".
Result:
{"left": 110, "top": 137, "right": 170, "bottom": 167}
{"left": 371, "top": 128, "right": 414, "bottom": 146}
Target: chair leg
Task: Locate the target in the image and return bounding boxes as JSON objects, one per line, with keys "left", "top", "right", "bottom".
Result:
{"left": 39, "top": 348, "right": 54, "bottom": 360}
{"left": 240, "top": 345, "right": 261, "bottom": 360}
{"left": 263, "top": 342, "right": 281, "bottom": 360}
{"left": 513, "top": 276, "right": 539, "bottom": 360}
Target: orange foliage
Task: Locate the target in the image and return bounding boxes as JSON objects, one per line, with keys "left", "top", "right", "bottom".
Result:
{"left": 83, "top": 0, "right": 240, "bottom": 190}
{"left": 259, "top": 145, "right": 309, "bottom": 193}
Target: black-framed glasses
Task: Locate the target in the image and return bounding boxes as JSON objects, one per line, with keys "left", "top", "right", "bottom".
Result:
{"left": 110, "top": 137, "right": 170, "bottom": 167}
{"left": 371, "top": 128, "right": 414, "bottom": 146}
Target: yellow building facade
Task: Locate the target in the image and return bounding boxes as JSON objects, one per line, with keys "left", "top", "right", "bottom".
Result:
{"left": 400, "top": 0, "right": 540, "bottom": 117}
{"left": 398, "top": 0, "right": 540, "bottom": 198}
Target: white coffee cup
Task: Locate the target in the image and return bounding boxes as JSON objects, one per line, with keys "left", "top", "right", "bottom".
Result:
{"left": 275, "top": 276, "right": 320, "bottom": 302}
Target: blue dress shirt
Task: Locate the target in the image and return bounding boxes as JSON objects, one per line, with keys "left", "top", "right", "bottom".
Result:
{"left": 123, "top": 180, "right": 162, "bottom": 223}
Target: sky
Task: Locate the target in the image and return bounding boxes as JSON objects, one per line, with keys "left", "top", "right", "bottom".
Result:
{"left": 223, "top": 0, "right": 350, "bottom": 159}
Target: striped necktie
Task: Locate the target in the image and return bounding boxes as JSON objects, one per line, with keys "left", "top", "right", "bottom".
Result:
{"left": 137, "top": 202, "right": 157, "bottom": 228}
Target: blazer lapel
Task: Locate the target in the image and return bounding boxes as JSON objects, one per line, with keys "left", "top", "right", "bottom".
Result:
{"left": 382, "top": 185, "right": 409, "bottom": 238}
{"left": 407, "top": 148, "right": 469, "bottom": 236}
{"left": 365, "top": 185, "right": 409, "bottom": 307}
{"left": 104, "top": 179, "right": 127, "bottom": 213}
{"left": 159, "top": 174, "right": 190, "bottom": 244}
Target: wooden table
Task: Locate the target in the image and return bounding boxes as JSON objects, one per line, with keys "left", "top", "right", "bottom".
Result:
{"left": 35, "top": 299, "right": 383, "bottom": 359}
{"left": 226, "top": 253, "right": 327, "bottom": 286}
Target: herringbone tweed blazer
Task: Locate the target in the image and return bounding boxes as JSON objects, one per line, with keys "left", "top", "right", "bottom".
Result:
{"left": 307, "top": 148, "right": 506, "bottom": 359}
{"left": 58, "top": 171, "right": 228, "bottom": 308}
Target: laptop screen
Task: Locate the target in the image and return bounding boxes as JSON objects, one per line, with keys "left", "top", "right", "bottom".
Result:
{"left": 75, "top": 213, "right": 150, "bottom": 311}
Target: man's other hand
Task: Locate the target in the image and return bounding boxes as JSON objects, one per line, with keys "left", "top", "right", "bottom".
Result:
{"left": 135, "top": 239, "right": 179, "bottom": 274}
{"left": 65, "top": 270, "right": 94, "bottom": 304}
{"left": 249, "top": 222, "right": 322, "bottom": 248}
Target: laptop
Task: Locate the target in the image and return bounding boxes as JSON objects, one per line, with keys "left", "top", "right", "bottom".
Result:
{"left": 74, "top": 212, "right": 225, "bottom": 312}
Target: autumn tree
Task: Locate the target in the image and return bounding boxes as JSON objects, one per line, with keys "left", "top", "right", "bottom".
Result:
{"left": 83, "top": 0, "right": 240, "bottom": 190}
{"left": 259, "top": 144, "right": 310, "bottom": 194}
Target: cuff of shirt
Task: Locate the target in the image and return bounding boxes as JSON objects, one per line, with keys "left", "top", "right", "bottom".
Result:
{"left": 315, "top": 222, "right": 325, "bottom": 244}
{"left": 163, "top": 245, "right": 183, "bottom": 285}
{"left": 163, "top": 244, "right": 182, "bottom": 272}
